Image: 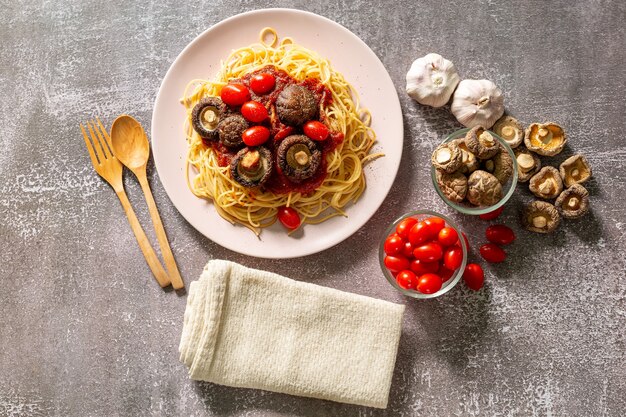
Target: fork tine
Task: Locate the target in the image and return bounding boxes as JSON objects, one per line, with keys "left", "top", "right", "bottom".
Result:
{"left": 80, "top": 123, "right": 100, "bottom": 166}
{"left": 87, "top": 120, "right": 108, "bottom": 162}
{"left": 95, "top": 117, "right": 114, "bottom": 152}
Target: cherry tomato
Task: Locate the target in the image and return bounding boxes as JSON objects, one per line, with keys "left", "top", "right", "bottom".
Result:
{"left": 384, "top": 255, "right": 410, "bottom": 274}
{"left": 486, "top": 224, "right": 516, "bottom": 245}
{"left": 463, "top": 263, "right": 484, "bottom": 291}
{"left": 396, "top": 217, "right": 417, "bottom": 239}
{"left": 277, "top": 206, "right": 300, "bottom": 230}
{"left": 249, "top": 73, "right": 276, "bottom": 95}
{"left": 479, "top": 206, "right": 504, "bottom": 220}
{"left": 303, "top": 121, "right": 330, "bottom": 142}
{"left": 413, "top": 242, "right": 443, "bottom": 262}
{"left": 402, "top": 241, "right": 414, "bottom": 258}
{"left": 396, "top": 270, "right": 417, "bottom": 290}
{"left": 456, "top": 232, "right": 471, "bottom": 251}
{"left": 220, "top": 83, "right": 250, "bottom": 106}
{"left": 443, "top": 246, "right": 463, "bottom": 270}
{"left": 408, "top": 221, "right": 435, "bottom": 246}
{"left": 479, "top": 243, "right": 507, "bottom": 263}
{"left": 438, "top": 227, "right": 458, "bottom": 247}
{"left": 384, "top": 234, "right": 405, "bottom": 256}
{"left": 242, "top": 126, "right": 270, "bottom": 146}
{"left": 424, "top": 217, "right": 445, "bottom": 234}
{"left": 240, "top": 101, "right": 268, "bottom": 123}
{"left": 438, "top": 266, "right": 455, "bottom": 282}
{"left": 416, "top": 273, "right": 443, "bottom": 294}
{"left": 410, "top": 259, "right": 439, "bottom": 275}
{"left": 274, "top": 126, "right": 294, "bottom": 141}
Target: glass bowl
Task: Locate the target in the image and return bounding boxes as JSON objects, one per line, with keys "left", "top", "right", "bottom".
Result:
{"left": 431, "top": 128, "right": 518, "bottom": 215}
{"left": 379, "top": 210, "right": 468, "bottom": 299}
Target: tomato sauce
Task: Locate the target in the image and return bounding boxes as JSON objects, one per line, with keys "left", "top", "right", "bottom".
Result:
{"left": 205, "top": 65, "right": 344, "bottom": 196}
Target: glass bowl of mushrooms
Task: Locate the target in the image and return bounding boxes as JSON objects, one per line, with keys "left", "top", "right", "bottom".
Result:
{"left": 379, "top": 210, "right": 468, "bottom": 299}
{"left": 431, "top": 128, "right": 518, "bottom": 215}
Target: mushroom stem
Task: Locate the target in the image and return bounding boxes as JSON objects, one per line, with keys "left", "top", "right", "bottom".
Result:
{"left": 501, "top": 125, "right": 515, "bottom": 139}
{"left": 533, "top": 216, "right": 547, "bottom": 228}
{"left": 294, "top": 150, "right": 310, "bottom": 166}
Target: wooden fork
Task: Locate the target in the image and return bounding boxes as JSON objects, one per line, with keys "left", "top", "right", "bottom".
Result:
{"left": 81, "top": 118, "right": 171, "bottom": 288}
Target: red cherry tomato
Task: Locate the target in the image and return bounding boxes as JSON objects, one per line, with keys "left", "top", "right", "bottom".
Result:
{"left": 303, "top": 121, "right": 330, "bottom": 142}
{"left": 408, "top": 221, "right": 434, "bottom": 246}
{"left": 443, "top": 246, "right": 463, "bottom": 270}
{"left": 486, "top": 225, "right": 516, "bottom": 245}
{"left": 220, "top": 83, "right": 250, "bottom": 106}
{"left": 438, "top": 227, "right": 458, "bottom": 247}
{"left": 479, "top": 206, "right": 504, "bottom": 220}
{"left": 416, "top": 273, "right": 443, "bottom": 294}
{"left": 424, "top": 217, "right": 445, "bottom": 234}
{"left": 384, "top": 255, "right": 410, "bottom": 274}
{"left": 396, "top": 217, "right": 417, "bottom": 239}
{"left": 463, "top": 263, "right": 484, "bottom": 290}
{"left": 242, "top": 126, "right": 270, "bottom": 146}
{"left": 384, "top": 234, "right": 405, "bottom": 256}
{"left": 479, "top": 243, "right": 507, "bottom": 263}
{"left": 249, "top": 73, "right": 276, "bottom": 95}
{"left": 438, "top": 266, "right": 455, "bottom": 282}
{"left": 277, "top": 206, "right": 300, "bottom": 230}
{"left": 402, "top": 241, "right": 414, "bottom": 258}
{"left": 396, "top": 270, "right": 417, "bottom": 290}
{"left": 457, "top": 232, "right": 471, "bottom": 251}
{"left": 240, "top": 101, "right": 268, "bottom": 123}
{"left": 410, "top": 259, "right": 439, "bottom": 275}
{"left": 413, "top": 242, "right": 443, "bottom": 262}
{"left": 274, "top": 126, "right": 294, "bottom": 141}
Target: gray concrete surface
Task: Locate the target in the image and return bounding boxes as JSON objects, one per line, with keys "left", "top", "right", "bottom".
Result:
{"left": 1, "top": 1, "right": 625, "bottom": 416}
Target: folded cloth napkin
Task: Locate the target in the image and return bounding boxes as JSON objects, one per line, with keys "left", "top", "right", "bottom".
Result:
{"left": 179, "top": 260, "right": 405, "bottom": 409}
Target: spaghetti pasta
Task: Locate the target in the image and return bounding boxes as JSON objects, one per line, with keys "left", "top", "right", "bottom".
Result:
{"left": 182, "top": 29, "right": 381, "bottom": 235}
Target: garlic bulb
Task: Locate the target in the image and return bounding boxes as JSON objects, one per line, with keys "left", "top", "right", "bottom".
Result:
{"left": 451, "top": 79, "right": 504, "bottom": 129}
{"left": 406, "top": 53, "right": 460, "bottom": 108}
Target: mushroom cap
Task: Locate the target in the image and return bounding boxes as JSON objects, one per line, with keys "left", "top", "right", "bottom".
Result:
{"left": 431, "top": 141, "right": 463, "bottom": 173}
{"left": 218, "top": 114, "right": 249, "bottom": 148}
{"left": 465, "top": 126, "right": 500, "bottom": 160}
{"left": 529, "top": 166, "right": 563, "bottom": 199}
{"left": 229, "top": 146, "right": 273, "bottom": 188}
{"left": 559, "top": 154, "right": 592, "bottom": 187}
{"left": 492, "top": 115, "right": 523, "bottom": 149}
{"left": 467, "top": 170, "right": 503, "bottom": 206}
{"left": 555, "top": 184, "right": 590, "bottom": 219}
{"left": 522, "top": 200, "right": 561, "bottom": 233}
{"left": 483, "top": 145, "right": 514, "bottom": 185}
{"left": 191, "top": 97, "right": 225, "bottom": 141}
{"left": 451, "top": 138, "right": 479, "bottom": 174}
{"left": 524, "top": 122, "right": 567, "bottom": 156}
{"left": 277, "top": 135, "right": 322, "bottom": 183}
{"left": 514, "top": 147, "right": 541, "bottom": 183}
{"left": 435, "top": 169, "right": 468, "bottom": 203}
{"left": 275, "top": 85, "right": 318, "bottom": 126}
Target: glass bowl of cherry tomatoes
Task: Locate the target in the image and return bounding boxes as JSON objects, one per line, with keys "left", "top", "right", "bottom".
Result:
{"left": 379, "top": 210, "right": 468, "bottom": 299}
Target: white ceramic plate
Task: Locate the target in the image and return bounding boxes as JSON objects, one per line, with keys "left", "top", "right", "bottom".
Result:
{"left": 152, "top": 9, "right": 403, "bottom": 258}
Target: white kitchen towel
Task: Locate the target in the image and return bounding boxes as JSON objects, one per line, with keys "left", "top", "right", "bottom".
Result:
{"left": 179, "top": 260, "right": 405, "bottom": 409}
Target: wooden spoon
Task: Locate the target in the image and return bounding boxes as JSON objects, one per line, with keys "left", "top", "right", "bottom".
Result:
{"left": 111, "top": 115, "right": 184, "bottom": 289}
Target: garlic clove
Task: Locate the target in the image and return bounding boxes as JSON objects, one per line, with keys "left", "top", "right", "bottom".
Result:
{"left": 406, "top": 53, "right": 460, "bottom": 108}
{"left": 451, "top": 79, "right": 505, "bottom": 129}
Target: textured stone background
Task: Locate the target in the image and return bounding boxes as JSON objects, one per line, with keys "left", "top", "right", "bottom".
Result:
{"left": 1, "top": 1, "right": 625, "bottom": 416}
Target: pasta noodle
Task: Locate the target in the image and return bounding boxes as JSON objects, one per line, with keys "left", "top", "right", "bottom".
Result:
{"left": 182, "top": 29, "right": 381, "bottom": 235}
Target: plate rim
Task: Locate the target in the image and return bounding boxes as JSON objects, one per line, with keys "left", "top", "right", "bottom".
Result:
{"left": 151, "top": 8, "right": 403, "bottom": 259}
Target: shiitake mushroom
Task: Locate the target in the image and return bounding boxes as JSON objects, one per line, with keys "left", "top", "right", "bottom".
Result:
{"left": 465, "top": 126, "right": 500, "bottom": 160}
{"left": 275, "top": 85, "right": 318, "bottom": 126}
{"left": 230, "top": 146, "right": 273, "bottom": 187}
{"left": 191, "top": 97, "right": 226, "bottom": 141}
{"left": 277, "top": 135, "right": 321, "bottom": 183}
{"left": 522, "top": 200, "right": 561, "bottom": 233}
{"left": 529, "top": 166, "right": 563, "bottom": 200}
{"left": 555, "top": 184, "right": 590, "bottom": 219}
{"left": 218, "top": 114, "right": 249, "bottom": 148}
{"left": 467, "top": 170, "right": 503, "bottom": 206}
{"left": 431, "top": 141, "right": 462, "bottom": 173}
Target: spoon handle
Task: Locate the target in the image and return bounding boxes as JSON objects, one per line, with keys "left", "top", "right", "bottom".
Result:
{"left": 115, "top": 190, "right": 171, "bottom": 288}
{"left": 138, "top": 175, "right": 185, "bottom": 289}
